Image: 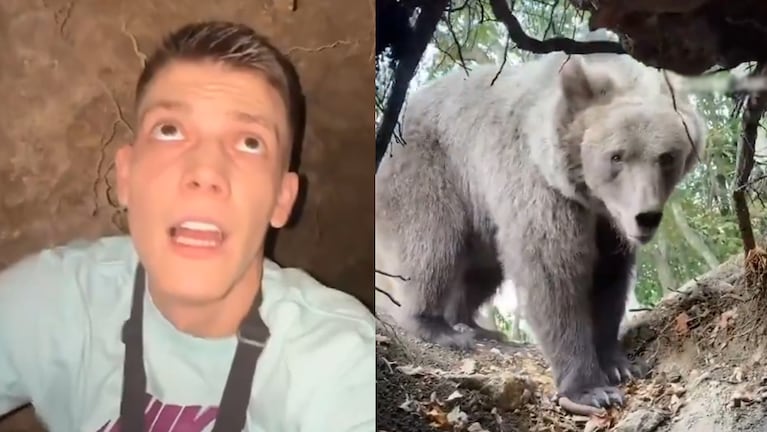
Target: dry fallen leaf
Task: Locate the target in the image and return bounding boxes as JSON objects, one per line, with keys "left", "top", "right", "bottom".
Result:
{"left": 397, "top": 365, "right": 425, "bottom": 376}
{"left": 467, "top": 422, "right": 490, "bottom": 432}
{"left": 729, "top": 367, "right": 744, "bottom": 383}
{"left": 667, "top": 382, "right": 687, "bottom": 396}
{"left": 583, "top": 412, "right": 614, "bottom": 432}
{"left": 399, "top": 395, "right": 417, "bottom": 412}
{"left": 425, "top": 406, "right": 450, "bottom": 430}
{"left": 669, "top": 394, "right": 684, "bottom": 415}
{"left": 460, "top": 358, "right": 477, "bottom": 374}
{"left": 446, "top": 390, "right": 464, "bottom": 401}
{"left": 675, "top": 312, "right": 691, "bottom": 336}
{"left": 376, "top": 334, "right": 391, "bottom": 344}
{"left": 446, "top": 405, "right": 468, "bottom": 426}
{"left": 717, "top": 309, "right": 738, "bottom": 331}
{"left": 498, "top": 374, "right": 537, "bottom": 410}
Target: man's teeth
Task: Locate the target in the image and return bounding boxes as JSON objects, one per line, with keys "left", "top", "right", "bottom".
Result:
{"left": 179, "top": 221, "right": 221, "bottom": 233}
{"left": 174, "top": 236, "right": 218, "bottom": 247}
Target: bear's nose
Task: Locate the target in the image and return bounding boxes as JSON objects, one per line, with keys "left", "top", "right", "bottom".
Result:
{"left": 635, "top": 211, "right": 663, "bottom": 229}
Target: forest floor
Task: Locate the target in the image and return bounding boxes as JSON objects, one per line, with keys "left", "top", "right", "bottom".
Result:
{"left": 376, "top": 247, "right": 767, "bottom": 432}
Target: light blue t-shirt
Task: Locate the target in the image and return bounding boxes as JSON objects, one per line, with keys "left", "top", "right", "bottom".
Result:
{"left": 0, "top": 235, "right": 375, "bottom": 432}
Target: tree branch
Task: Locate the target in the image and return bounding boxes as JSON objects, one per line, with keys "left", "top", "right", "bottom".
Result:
{"left": 489, "top": 0, "right": 626, "bottom": 55}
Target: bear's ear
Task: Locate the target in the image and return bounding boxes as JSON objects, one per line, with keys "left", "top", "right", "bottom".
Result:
{"left": 559, "top": 56, "right": 614, "bottom": 113}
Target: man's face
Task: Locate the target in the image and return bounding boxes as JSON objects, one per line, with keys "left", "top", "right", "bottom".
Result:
{"left": 115, "top": 60, "right": 298, "bottom": 304}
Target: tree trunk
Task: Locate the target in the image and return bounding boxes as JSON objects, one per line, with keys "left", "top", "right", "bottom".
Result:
{"left": 670, "top": 201, "right": 720, "bottom": 270}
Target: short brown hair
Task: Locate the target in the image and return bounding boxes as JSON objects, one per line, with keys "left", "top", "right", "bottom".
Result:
{"left": 135, "top": 20, "right": 306, "bottom": 169}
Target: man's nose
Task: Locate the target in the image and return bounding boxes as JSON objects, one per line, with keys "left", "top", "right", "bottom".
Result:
{"left": 181, "top": 142, "right": 230, "bottom": 197}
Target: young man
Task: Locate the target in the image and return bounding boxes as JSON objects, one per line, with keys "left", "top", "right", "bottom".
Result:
{"left": 0, "top": 21, "right": 375, "bottom": 432}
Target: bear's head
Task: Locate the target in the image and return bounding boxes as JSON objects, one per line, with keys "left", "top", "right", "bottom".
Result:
{"left": 557, "top": 55, "right": 707, "bottom": 246}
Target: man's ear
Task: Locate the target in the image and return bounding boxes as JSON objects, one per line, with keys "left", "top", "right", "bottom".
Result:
{"left": 114, "top": 144, "right": 133, "bottom": 208}
{"left": 270, "top": 171, "right": 299, "bottom": 228}
{"left": 559, "top": 56, "right": 614, "bottom": 113}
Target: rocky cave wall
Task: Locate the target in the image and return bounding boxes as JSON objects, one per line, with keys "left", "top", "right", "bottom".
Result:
{"left": 0, "top": 0, "right": 375, "bottom": 309}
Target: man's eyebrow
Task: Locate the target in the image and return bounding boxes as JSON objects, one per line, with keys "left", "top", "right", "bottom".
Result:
{"left": 229, "top": 110, "right": 279, "bottom": 136}
{"left": 138, "top": 99, "right": 190, "bottom": 121}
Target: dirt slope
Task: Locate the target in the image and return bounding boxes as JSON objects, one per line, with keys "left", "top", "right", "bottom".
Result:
{"left": 377, "top": 247, "right": 767, "bottom": 432}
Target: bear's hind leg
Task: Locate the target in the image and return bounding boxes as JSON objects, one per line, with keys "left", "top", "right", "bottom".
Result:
{"left": 444, "top": 258, "right": 507, "bottom": 343}
{"left": 388, "top": 220, "right": 479, "bottom": 350}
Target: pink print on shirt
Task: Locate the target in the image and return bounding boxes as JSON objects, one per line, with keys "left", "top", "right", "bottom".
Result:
{"left": 97, "top": 393, "right": 218, "bottom": 432}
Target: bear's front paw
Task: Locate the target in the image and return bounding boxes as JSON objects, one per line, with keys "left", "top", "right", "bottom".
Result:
{"left": 599, "top": 350, "right": 648, "bottom": 385}
{"left": 558, "top": 363, "right": 624, "bottom": 409}
{"left": 560, "top": 384, "right": 624, "bottom": 409}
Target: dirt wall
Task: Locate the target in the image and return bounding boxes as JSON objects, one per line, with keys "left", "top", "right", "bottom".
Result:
{"left": 0, "top": 0, "right": 374, "bottom": 305}
{"left": 0, "top": 1, "right": 373, "bottom": 429}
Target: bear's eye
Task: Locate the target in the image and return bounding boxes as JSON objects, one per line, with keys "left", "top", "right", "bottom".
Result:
{"left": 610, "top": 152, "right": 623, "bottom": 163}
{"left": 659, "top": 152, "right": 675, "bottom": 167}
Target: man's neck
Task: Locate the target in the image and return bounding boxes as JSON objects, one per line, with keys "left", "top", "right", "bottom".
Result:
{"left": 148, "top": 263, "right": 263, "bottom": 339}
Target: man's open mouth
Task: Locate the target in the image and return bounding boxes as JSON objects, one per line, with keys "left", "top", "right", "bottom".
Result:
{"left": 169, "top": 221, "right": 226, "bottom": 247}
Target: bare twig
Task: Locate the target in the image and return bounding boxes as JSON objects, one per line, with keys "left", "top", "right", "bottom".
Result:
{"left": 375, "top": 269, "right": 407, "bottom": 307}
{"left": 433, "top": 44, "right": 464, "bottom": 72}
{"left": 375, "top": 286, "right": 401, "bottom": 307}
{"left": 543, "top": 0, "right": 561, "bottom": 38}
{"left": 445, "top": 7, "right": 470, "bottom": 76}
{"left": 375, "top": 269, "right": 410, "bottom": 281}
{"left": 491, "top": 35, "right": 511, "bottom": 86}
{"left": 449, "top": 0, "right": 470, "bottom": 13}
{"left": 662, "top": 70, "right": 702, "bottom": 165}
{"left": 735, "top": 172, "right": 767, "bottom": 192}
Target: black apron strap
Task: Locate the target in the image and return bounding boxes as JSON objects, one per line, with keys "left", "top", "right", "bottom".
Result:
{"left": 119, "top": 263, "right": 148, "bottom": 431}
{"left": 211, "top": 292, "right": 269, "bottom": 431}
{"left": 120, "top": 262, "right": 270, "bottom": 431}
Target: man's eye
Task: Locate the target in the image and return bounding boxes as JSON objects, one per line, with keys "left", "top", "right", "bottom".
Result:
{"left": 150, "top": 123, "right": 185, "bottom": 141}
{"left": 236, "top": 136, "right": 264, "bottom": 154}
